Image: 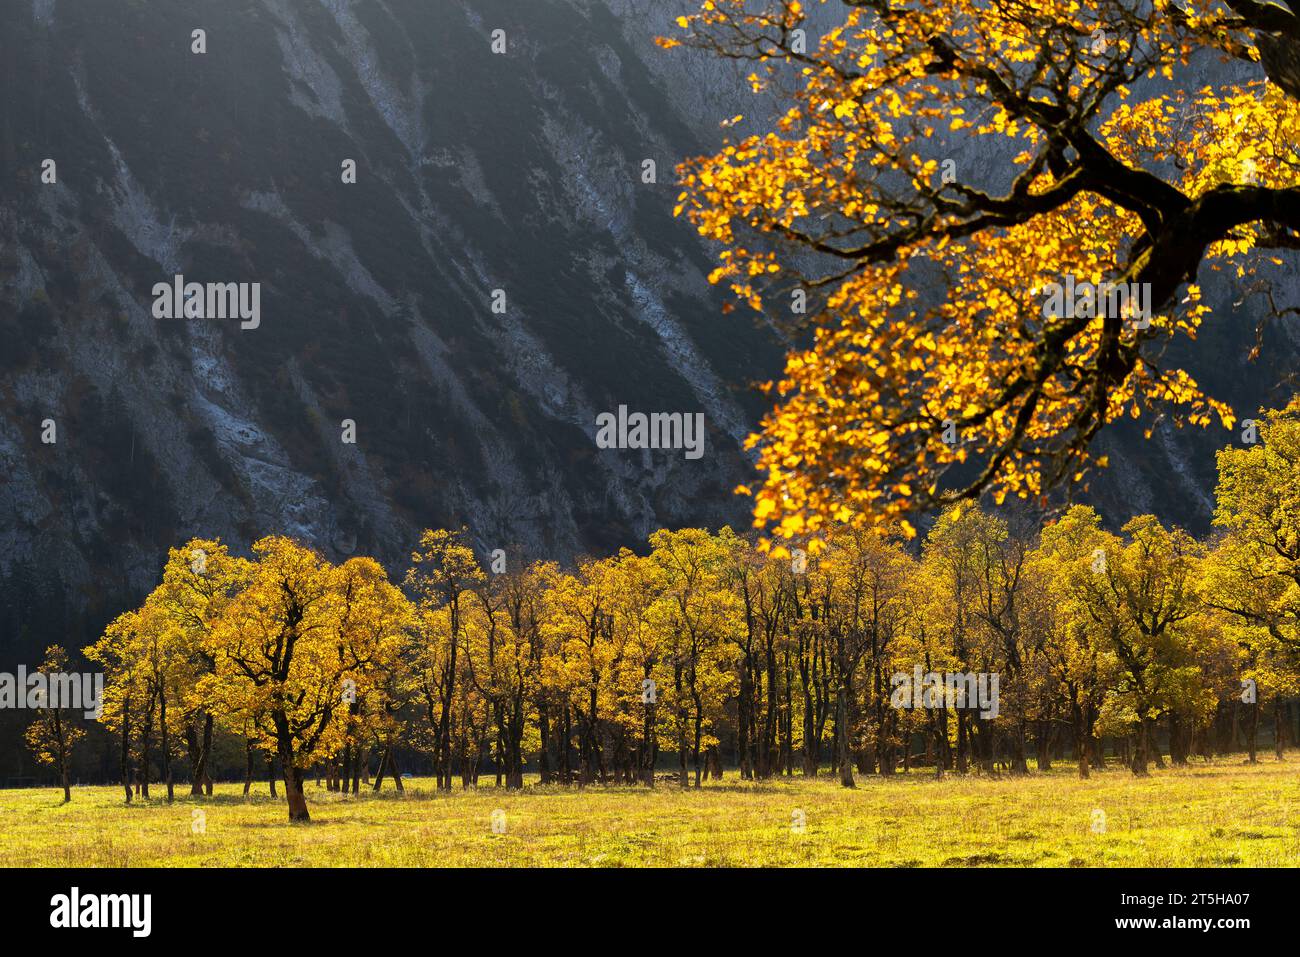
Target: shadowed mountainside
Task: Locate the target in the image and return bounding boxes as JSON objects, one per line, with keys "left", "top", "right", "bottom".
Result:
{"left": 1, "top": 0, "right": 1297, "bottom": 608}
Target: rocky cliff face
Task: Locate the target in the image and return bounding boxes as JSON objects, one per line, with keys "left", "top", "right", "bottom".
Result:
{"left": 0, "top": 0, "right": 1296, "bottom": 604}
{"left": 0, "top": 0, "right": 789, "bottom": 598}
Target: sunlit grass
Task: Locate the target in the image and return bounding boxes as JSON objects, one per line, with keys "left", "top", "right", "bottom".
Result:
{"left": 3, "top": 757, "right": 1297, "bottom": 867}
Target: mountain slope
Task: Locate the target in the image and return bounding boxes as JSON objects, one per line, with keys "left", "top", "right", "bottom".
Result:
{"left": 1, "top": 0, "right": 1298, "bottom": 606}
{"left": 0, "top": 0, "right": 785, "bottom": 596}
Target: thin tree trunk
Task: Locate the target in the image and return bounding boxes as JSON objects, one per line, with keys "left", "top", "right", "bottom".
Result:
{"left": 202, "top": 714, "right": 215, "bottom": 795}
{"left": 160, "top": 684, "right": 173, "bottom": 802}
{"left": 55, "top": 711, "right": 71, "bottom": 803}
{"left": 1247, "top": 698, "right": 1260, "bottom": 763}
{"left": 1074, "top": 703, "right": 1090, "bottom": 779}
{"left": 121, "top": 695, "right": 133, "bottom": 803}
{"left": 140, "top": 699, "right": 153, "bottom": 800}
{"left": 836, "top": 686, "right": 855, "bottom": 788}
{"left": 1275, "top": 702, "right": 1285, "bottom": 761}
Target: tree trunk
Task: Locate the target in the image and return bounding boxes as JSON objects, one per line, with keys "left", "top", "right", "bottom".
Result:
{"left": 692, "top": 707, "right": 704, "bottom": 788}
{"left": 955, "top": 709, "right": 968, "bottom": 774}
{"left": 1011, "top": 717, "right": 1029, "bottom": 774}
{"left": 140, "top": 700, "right": 153, "bottom": 800}
{"left": 186, "top": 723, "right": 203, "bottom": 796}
{"left": 738, "top": 667, "right": 752, "bottom": 781}
{"left": 836, "top": 686, "right": 855, "bottom": 788}
{"left": 1130, "top": 720, "right": 1153, "bottom": 776}
{"left": 561, "top": 705, "right": 573, "bottom": 785}
{"left": 1247, "top": 698, "right": 1260, "bottom": 763}
{"left": 537, "top": 702, "right": 553, "bottom": 785}
{"left": 1035, "top": 720, "right": 1052, "bottom": 771}
{"left": 160, "top": 685, "right": 173, "bottom": 802}
{"left": 281, "top": 757, "right": 309, "bottom": 822}
{"left": 56, "top": 711, "right": 71, "bottom": 803}
{"left": 1274, "top": 702, "right": 1285, "bottom": 761}
{"left": 643, "top": 701, "right": 656, "bottom": 787}
{"left": 1169, "top": 713, "right": 1189, "bottom": 766}
{"left": 202, "top": 714, "right": 214, "bottom": 795}
{"left": 121, "top": 696, "right": 133, "bottom": 803}
{"left": 244, "top": 741, "right": 254, "bottom": 796}
{"left": 1074, "top": 704, "right": 1090, "bottom": 779}
{"left": 373, "top": 746, "right": 405, "bottom": 792}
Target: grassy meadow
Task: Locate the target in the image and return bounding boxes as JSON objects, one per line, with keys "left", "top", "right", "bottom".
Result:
{"left": 3, "top": 757, "right": 1298, "bottom": 867}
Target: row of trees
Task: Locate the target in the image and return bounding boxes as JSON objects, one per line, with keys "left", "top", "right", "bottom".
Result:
{"left": 29, "top": 402, "right": 1300, "bottom": 820}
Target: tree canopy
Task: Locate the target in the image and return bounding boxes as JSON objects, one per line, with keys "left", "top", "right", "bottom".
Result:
{"left": 663, "top": 0, "right": 1300, "bottom": 545}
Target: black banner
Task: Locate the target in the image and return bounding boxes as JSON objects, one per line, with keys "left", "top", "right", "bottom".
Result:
{"left": 0, "top": 867, "right": 1272, "bottom": 944}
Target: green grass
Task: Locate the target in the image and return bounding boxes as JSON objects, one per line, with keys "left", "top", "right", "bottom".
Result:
{"left": 4, "top": 757, "right": 1298, "bottom": 867}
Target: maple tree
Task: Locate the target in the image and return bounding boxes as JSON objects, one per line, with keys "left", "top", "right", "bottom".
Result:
{"left": 606, "top": 551, "right": 668, "bottom": 786}
{"left": 196, "top": 539, "right": 410, "bottom": 820}
{"left": 406, "top": 528, "right": 485, "bottom": 790}
{"left": 648, "top": 528, "right": 742, "bottom": 786}
{"left": 469, "top": 563, "right": 546, "bottom": 789}
{"left": 663, "top": 0, "right": 1300, "bottom": 546}
{"left": 1202, "top": 397, "right": 1300, "bottom": 653}
{"left": 24, "top": 645, "right": 86, "bottom": 804}
{"left": 148, "top": 539, "right": 251, "bottom": 797}
{"left": 1032, "top": 505, "right": 1120, "bottom": 777}
{"left": 1089, "top": 515, "right": 1220, "bottom": 772}
{"left": 87, "top": 578, "right": 213, "bottom": 805}
{"left": 1200, "top": 396, "right": 1300, "bottom": 756}
{"left": 539, "top": 556, "right": 625, "bottom": 785}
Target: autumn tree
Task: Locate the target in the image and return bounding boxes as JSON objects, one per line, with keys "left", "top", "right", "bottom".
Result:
{"left": 406, "top": 528, "right": 486, "bottom": 790}
{"left": 666, "top": 0, "right": 1300, "bottom": 546}
{"left": 956, "top": 510, "right": 1040, "bottom": 773}
{"left": 1206, "top": 398, "right": 1300, "bottom": 656}
{"left": 604, "top": 552, "right": 666, "bottom": 785}
{"left": 540, "top": 557, "right": 625, "bottom": 785}
{"left": 727, "top": 536, "right": 795, "bottom": 779}
{"left": 467, "top": 563, "right": 544, "bottom": 789}
{"left": 331, "top": 557, "right": 415, "bottom": 794}
{"left": 1201, "top": 396, "right": 1300, "bottom": 756}
{"left": 1033, "top": 505, "right": 1121, "bottom": 777}
{"left": 648, "top": 528, "right": 740, "bottom": 786}
{"left": 129, "top": 601, "right": 184, "bottom": 801}
{"left": 85, "top": 614, "right": 139, "bottom": 803}
{"left": 918, "top": 508, "right": 1003, "bottom": 773}
{"left": 890, "top": 565, "right": 963, "bottom": 773}
{"left": 148, "top": 539, "right": 251, "bottom": 796}
{"left": 1074, "top": 514, "right": 1213, "bottom": 772}
{"left": 25, "top": 645, "right": 85, "bottom": 804}
{"left": 86, "top": 603, "right": 188, "bottom": 802}
{"left": 827, "top": 527, "right": 914, "bottom": 783}
{"left": 199, "top": 539, "right": 407, "bottom": 820}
